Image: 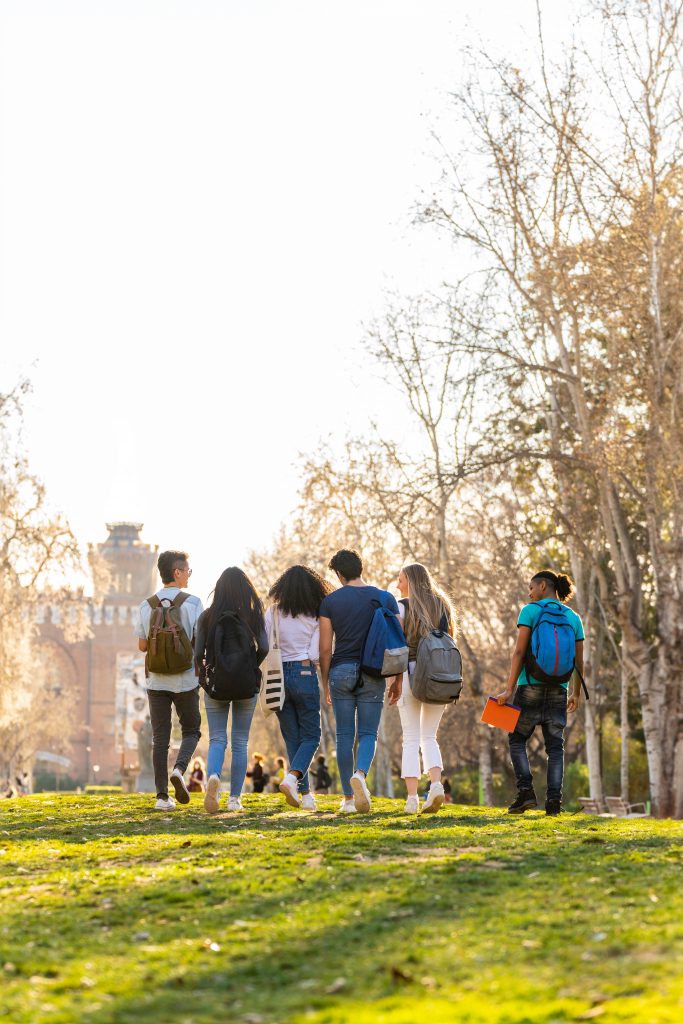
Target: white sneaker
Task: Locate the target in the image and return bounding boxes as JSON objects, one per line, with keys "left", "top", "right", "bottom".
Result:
{"left": 204, "top": 774, "right": 220, "bottom": 814}
{"left": 422, "top": 781, "right": 445, "bottom": 814}
{"left": 170, "top": 768, "right": 190, "bottom": 805}
{"left": 153, "top": 797, "right": 176, "bottom": 811}
{"left": 404, "top": 795, "right": 420, "bottom": 814}
{"left": 301, "top": 793, "right": 317, "bottom": 811}
{"left": 226, "top": 796, "right": 244, "bottom": 812}
{"left": 279, "top": 773, "right": 302, "bottom": 808}
{"left": 339, "top": 797, "right": 357, "bottom": 813}
{"left": 350, "top": 772, "right": 371, "bottom": 813}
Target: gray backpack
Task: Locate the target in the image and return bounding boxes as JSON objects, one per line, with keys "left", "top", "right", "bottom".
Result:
{"left": 410, "top": 629, "right": 463, "bottom": 704}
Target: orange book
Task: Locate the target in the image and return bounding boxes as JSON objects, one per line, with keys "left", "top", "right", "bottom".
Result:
{"left": 480, "top": 697, "right": 521, "bottom": 732}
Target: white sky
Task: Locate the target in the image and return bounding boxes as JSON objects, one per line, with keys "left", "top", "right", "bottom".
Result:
{"left": 0, "top": 0, "right": 576, "bottom": 603}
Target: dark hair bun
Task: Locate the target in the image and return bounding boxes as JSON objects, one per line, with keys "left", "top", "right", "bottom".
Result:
{"left": 555, "top": 573, "right": 574, "bottom": 601}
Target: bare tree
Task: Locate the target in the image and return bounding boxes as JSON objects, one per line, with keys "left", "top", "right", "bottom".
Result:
{"left": 422, "top": 0, "right": 683, "bottom": 815}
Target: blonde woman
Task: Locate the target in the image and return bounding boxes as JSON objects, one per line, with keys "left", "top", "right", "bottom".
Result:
{"left": 396, "top": 563, "right": 455, "bottom": 814}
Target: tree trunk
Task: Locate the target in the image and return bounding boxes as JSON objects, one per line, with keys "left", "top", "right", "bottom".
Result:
{"left": 620, "top": 662, "right": 630, "bottom": 803}
{"left": 374, "top": 716, "right": 394, "bottom": 798}
{"left": 478, "top": 726, "right": 494, "bottom": 805}
{"left": 583, "top": 699, "right": 604, "bottom": 808}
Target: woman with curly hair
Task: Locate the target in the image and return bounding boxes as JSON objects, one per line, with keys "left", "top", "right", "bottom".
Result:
{"left": 266, "top": 565, "right": 333, "bottom": 811}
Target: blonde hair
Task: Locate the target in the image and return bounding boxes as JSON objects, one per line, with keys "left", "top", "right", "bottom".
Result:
{"left": 401, "top": 563, "right": 455, "bottom": 642}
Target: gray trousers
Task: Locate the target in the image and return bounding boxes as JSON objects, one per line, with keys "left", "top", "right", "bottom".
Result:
{"left": 146, "top": 687, "right": 201, "bottom": 800}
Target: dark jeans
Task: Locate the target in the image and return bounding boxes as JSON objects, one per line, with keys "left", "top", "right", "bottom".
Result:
{"left": 147, "top": 687, "right": 202, "bottom": 800}
{"left": 508, "top": 683, "right": 567, "bottom": 802}
{"left": 276, "top": 662, "right": 322, "bottom": 795}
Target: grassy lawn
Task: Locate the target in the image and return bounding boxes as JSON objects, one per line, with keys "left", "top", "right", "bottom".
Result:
{"left": 1, "top": 794, "right": 682, "bottom": 1024}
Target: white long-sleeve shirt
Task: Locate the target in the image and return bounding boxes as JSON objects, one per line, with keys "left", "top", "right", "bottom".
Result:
{"left": 264, "top": 607, "right": 320, "bottom": 662}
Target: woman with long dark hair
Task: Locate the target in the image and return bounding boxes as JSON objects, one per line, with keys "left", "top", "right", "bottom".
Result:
{"left": 266, "top": 564, "right": 333, "bottom": 811}
{"left": 194, "top": 567, "right": 268, "bottom": 813}
{"left": 396, "top": 562, "right": 455, "bottom": 815}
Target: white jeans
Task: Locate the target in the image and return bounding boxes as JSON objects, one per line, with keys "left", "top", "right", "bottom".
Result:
{"left": 398, "top": 670, "right": 446, "bottom": 778}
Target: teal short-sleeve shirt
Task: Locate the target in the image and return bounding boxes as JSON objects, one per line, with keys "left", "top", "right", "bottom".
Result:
{"left": 517, "top": 599, "right": 585, "bottom": 687}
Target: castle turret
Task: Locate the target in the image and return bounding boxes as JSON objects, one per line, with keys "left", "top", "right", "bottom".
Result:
{"left": 98, "top": 523, "right": 158, "bottom": 604}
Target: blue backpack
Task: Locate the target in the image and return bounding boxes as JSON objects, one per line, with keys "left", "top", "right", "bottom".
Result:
{"left": 525, "top": 601, "right": 588, "bottom": 696}
{"left": 361, "top": 599, "right": 409, "bottom": 679}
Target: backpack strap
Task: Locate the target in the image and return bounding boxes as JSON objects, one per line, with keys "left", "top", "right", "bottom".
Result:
{"left": 574, "top": 665, "right": 590, "bottom": 701}
{"left": 147, "top": 595, "right": 161, "bottom": 609}
{"left": 171, "top": 592, "right": 191, "bottom": 609}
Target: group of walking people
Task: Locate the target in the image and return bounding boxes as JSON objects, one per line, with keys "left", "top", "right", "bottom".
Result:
{"left": 135, "top": 548, "right": 585, "bottom": 818}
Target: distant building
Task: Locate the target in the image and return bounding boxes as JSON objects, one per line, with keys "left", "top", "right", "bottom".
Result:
{"left": 38, "top": 523, "right": 158, "bottom": 784}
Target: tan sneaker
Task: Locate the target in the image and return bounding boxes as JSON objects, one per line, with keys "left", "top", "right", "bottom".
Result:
{"left": 279, "top": 773, "right": 302, "bottom": 808}
{"left": 422, "top": 781, "right": 445, "bottom": 814}
{"left": 350, "top": 772, "right": 371, "bottom": 813}
{"left": 204, "top": 774, "right": 220, "bottom": 815}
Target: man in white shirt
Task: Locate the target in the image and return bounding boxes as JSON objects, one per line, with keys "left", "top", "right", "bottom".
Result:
{"left": 135, "top": 550, "right": 203, "bottom": 811}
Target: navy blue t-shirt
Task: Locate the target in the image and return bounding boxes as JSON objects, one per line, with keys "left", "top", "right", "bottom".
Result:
{"left": 319, "top": 585, "right": 400, "bottom": 668}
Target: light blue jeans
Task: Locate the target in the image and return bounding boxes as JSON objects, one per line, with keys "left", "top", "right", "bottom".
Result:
{"left": 276, "top": 662, "right": 322, "bottom": 794}
{"left": 329, "top": 662, "right": 385, "bottom": 797}
{"left": 204, "top": 693, "right": 258, "bottom": 797}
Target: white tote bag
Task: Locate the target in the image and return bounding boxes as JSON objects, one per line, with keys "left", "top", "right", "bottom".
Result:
{"left": 259, "top": 607, "right": 285, "bottom": 717}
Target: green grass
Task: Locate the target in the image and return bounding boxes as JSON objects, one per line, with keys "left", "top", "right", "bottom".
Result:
{"left": 1, "top": 795, "right": 682, "bottom": 1024}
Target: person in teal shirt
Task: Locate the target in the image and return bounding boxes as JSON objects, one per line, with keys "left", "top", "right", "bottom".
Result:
{"left": 496, "top": 570, "right": 584, "bottom": 815}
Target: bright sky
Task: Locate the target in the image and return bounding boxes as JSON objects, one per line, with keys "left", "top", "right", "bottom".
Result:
{"left": 0, "top": 0, "right": 576, "bottom": 603}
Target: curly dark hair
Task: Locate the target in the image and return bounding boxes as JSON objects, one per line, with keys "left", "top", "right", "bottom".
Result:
{"left": 532, "top": 569, "right": 575, "bottom": 603}
{"left": 268, "top": 565, "right": 334, "bottom": 619}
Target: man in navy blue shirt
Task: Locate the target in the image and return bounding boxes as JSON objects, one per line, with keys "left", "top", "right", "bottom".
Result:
{"left": 319, "top": 549, "right": 401, "bottom": 814}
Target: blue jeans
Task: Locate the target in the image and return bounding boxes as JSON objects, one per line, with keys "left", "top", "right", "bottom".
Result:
{"left": 204, "top": 693, "right": 258, "bottom": 797}
{"left": 329, "top": 662, "right": 385, "bottom": 797}
{"left": 508, "top": 683, "right": 568, "bottom": 802}
{"left": 276, "top": 662, "right": 322, "bottom": 794}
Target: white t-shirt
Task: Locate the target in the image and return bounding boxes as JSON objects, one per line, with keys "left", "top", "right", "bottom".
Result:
{"left": 264, "top": 607, "right": 320, "bottom": 662}
{"left": 135, "top": 588, "right": 203, "bottom": 693}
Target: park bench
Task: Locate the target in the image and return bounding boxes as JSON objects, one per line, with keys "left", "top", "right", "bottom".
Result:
{"left": 604, "top": 796, "right": 649, "bottom": 818}
{"left": 578, "top": 796, "right": 604, "bottom": 814}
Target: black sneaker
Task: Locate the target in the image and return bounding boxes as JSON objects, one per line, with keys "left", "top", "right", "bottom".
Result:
{"left": 508, "top": 789, "right": 537, "bottom": 814}
{"left": 545, "top": 799, "right": 561, "bottom": 816}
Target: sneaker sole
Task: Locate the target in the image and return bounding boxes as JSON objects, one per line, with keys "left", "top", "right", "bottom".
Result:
{"left": 508, "top": 801, "right": 537, "bottom": 814}
{"left": 204, "top": 777, "right": 220, "bottom": 815}
{"left": 350, "top": 776, "right": 371, "bottom": 813}
{"left": 421, "top": 793, "right": 445, "bottom": 814}
{"left": 170, "top": 774, "right": 190, "bottom": 805}
{"left": 279, "top": 781, "right": 302, "bottom": 809}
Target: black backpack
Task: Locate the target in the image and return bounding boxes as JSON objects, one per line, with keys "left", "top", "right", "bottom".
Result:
{"left": 203, "top": 612, "right": 260, "bottom": 701}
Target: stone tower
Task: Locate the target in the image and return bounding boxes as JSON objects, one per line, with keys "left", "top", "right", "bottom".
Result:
{"left": 97, "top": 522, "right": 158, "bottom": 603}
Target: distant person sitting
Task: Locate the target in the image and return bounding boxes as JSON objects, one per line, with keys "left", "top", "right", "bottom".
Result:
{"left": 188, "top": 759, "right": 206, "bottom": 793}
{"left": 135, "top": 550, "right": 203, "bottom": 812}
{"left": 319, "top": 548, "right": 402, "bottom": 814}
{"left": 271, "top": 756, "right": 286, "bottom": 793}
{"left": 311, "top": 754, "right": 332, "bottom": 794}
{"left": 247, "top": 754, "right": 268, "bottom": 794}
